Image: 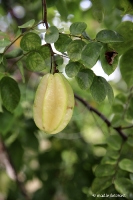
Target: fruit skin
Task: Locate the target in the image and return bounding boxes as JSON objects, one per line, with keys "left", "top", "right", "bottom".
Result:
{"left": 33, "top": 73, "right": 74, "bottom": 134}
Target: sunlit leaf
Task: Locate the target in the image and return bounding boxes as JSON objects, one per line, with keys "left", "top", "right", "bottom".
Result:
{"left": 119, "top": 159, "right": 133, "bottom": 173}
{"left": 18, "top": 19, "right": 35, "bottom": 28}
{"left": 0, "top": 38, "right": 11, "bottom": 47}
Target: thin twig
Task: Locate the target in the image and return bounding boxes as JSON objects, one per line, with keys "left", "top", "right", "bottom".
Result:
{"left": 0, "top": 138, "right": 31, "bottom": 200}
{"left": 42, "top": 0, "right": 57, "bottom": 73}
{"left": 42, "top": 0, "right": 48, "bottom": 29}
{"left": 74, "top": 94, "right": 127, "bottom": 141}
{"left": 121, "top": 124, "right": 133, "bottom": 130}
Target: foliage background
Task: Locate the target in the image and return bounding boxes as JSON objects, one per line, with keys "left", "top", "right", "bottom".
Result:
{"left": 0, "top": 0, "right": 133, "bottom": 199}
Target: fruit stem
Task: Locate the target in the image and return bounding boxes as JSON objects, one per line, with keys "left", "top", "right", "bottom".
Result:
{"left": 42, "top": 0, "right": 58, "bottom": 74}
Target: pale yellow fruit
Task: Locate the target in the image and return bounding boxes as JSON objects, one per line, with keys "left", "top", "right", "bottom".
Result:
{"left": 33, "top": 73, "right": 74, "bottom": 134}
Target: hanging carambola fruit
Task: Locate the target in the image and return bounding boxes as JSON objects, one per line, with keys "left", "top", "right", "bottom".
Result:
{"left": 33, "top": 73, "right": 74, "bottom": 134}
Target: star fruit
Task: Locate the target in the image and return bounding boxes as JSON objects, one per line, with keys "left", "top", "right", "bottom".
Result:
{"left": 33, "top": 73, "right": 74, "bottom": 134}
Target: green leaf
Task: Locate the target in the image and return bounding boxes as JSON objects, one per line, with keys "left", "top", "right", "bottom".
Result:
{"left": 91, "top": 0, "right": 104, "bottom": 23}
{"left": 125, "top": 98, "right": 133, "bottom": 121}
{"left": 65, "top": 62, "right": 83, "bottom": 78}
{"left": 119, "top": 159, "right": 133, "bottom": 173}
{"left": 70, "top": 22, "right": 87, "bottom": 35}
{"left": 81, "top": 42, "right": 102, "bottom": 68}
{"left": 100, "top": 45, "right": 118, "bottom": 75}
{"left": 8, "top": 139, "right": 24, "bottom": 171}
{"left": 116, "top": 0, "right": 133, "bottom": 14}
{"left": 0, "top": 31, "right": 10, "bottom": 39}
{"left": 55, "top": 0, "right": 68, "bottom": 21}
{"left": 26, "top": 52, "right": 45, "bottom": 72}
{"left": 114, "top": 178, "right": 133, "bottom": 199}
{"left": 90, "top": 76, "right": 107, "bottom": 103}
{"left": 0, "top": 76, "right": 20, "bottom": 112}
{"left": 101, "top": 156, "right": 117, "bottom": 165}
{"left": 0, "top": 54, "right": 3, "bottom": 64}
{"left": 5, "top": 48, "right": 23, "bottom": 59}
{"left": 101, "top": 78, "right": 114, "bottom": 104}
{"left": 115, "top": 93, "right": 127, "bottom": 104}
{"left": 127, "top": 136, "right": 133, "bottom": 147}
{"left": 45, "top": 26, "right": 59, "bottom": 43}
{"left": 54, "top": 55, "right": 63, "bottom": 66}
{"left": 120, "top": 48, "right": 133, "bottom": 87}
{"left": 38, "top": 45, "right": 51, "bottom": 67}
{"left": 54, "top": 34, "right": 72, "bottom": 53}
{"left": 76, "top": 69, "right": 95, "bottom": 90}
{"left": 0, "top": 47, "right": 6, "bottom": 54}
{"left": 38, "top": 45, "right": 51, "bottom": 68}
{"left": 106, "top": 134, "right": 123, "bottom": 150}
{"left": 17, "top": 61, "right": 25, "bottom": 83}
{"left": 46, "top": 0, "right": 58, "bottom": 7}
{"left": 112, "top": 103, "right": 124, "bottom": 113}
{"left": 0, "top": 38, "right": 11, "bottom": 47}
{"left": 81, "top": 31, "right": 91, "bottom": 40}
{"left": 96, "top": 30, "right": 124, "bottom": 43}
{"left": 111, "top": 114, "right": 123, "bottom": 127}
{"left": 94, "top": 164, "right": 115, "bottom": 177}
{"left": 106, "top": 148, "right": 120, "bottom": 159}
{"left": 110, "top": 21, "right": 133, "bottom": 55}
{"left": 92, "top": 177, "right": 112, "bottom": 193}
{"left": 18, "top": 19, "right": 35, "bottom": 28}
{"left": 38, "top": 45, "right": 51, "bottom": 60}
{"left": 92, "top": 9, "right": 104, "bottom": 23}
{"left": 116, "top": 21, "right": 133, "bottom": 41}
{"left": 20, "top": 32, "right": 41, "bottom": 51}
{"left": 67, "top": 40, "right": 86, "bottom": 61}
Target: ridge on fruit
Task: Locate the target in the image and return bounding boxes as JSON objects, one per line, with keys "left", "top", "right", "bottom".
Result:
{"left": 33, "top": 73, "right": 74, "bottom": 134}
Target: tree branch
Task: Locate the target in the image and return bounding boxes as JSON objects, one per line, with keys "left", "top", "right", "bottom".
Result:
{"left": 74, "top": 94, "right": 128, "bottom": 141}
{"left": 0, "top": 138, "right": 31, "bottom": 200}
